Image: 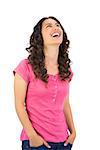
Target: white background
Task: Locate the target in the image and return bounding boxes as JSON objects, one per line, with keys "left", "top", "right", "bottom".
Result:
{"left": 0, "top": 0, "right": 100, "bottom": 149}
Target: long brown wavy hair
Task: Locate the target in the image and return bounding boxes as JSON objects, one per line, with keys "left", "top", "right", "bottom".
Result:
{"left": 26, "top": 16, "right": 73, "bottom": 84}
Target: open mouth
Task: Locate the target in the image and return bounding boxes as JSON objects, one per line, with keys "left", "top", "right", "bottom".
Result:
{"left": 51, "top": 32, "right": 61, "bottom": 38}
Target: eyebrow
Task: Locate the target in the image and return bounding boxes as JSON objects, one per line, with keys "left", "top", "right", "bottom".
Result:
{"left": 44, "top": 22, "right": 60, "bottom": 26}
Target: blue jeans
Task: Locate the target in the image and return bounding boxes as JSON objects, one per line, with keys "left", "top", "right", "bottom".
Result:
{"left": 22, "top": 140, "right": 73, "bottom": 150}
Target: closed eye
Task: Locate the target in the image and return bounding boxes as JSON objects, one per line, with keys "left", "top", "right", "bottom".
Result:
{"left": 46, "top": 25, "right": 52, "bottom": 28}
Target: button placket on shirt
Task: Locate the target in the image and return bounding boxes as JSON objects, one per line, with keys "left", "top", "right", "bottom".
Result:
{"left": 51, "top": 76, "right": 58, "bottom": 102}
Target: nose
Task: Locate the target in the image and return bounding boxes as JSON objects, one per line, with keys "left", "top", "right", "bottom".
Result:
{"left": 52, "top": 26, "right": 59, "bottom": 32}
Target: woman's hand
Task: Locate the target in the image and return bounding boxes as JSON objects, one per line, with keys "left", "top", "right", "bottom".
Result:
{"left": 29, "top": 134, "right": 51, "bottom": 148}
{"left": 64, "top": 132, "right": 76, "bottom": 146}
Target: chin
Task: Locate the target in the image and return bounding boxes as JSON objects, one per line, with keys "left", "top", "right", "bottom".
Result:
{"left": 52, "top": 41, "right": 62, "bottom": 45}
{"left": 51, "top": 38, "right": 62, "bottom": 43}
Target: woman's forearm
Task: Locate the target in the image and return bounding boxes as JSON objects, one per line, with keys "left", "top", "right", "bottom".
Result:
{"left": 15, "top": 103, "right": 38, "bottom": 139}
{"left": 63, "top": 99, "right": 76, "bottom": 134}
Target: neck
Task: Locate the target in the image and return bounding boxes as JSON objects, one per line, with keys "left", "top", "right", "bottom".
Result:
{"left": 44, "top": 45, "right": 59, "bottom": 66}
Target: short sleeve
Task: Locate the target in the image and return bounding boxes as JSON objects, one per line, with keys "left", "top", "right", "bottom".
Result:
{"left": 68, "top": 67, "right": 74, "bottom": 82}
{"left": 13, "top": 59, "right": 30, "bottom": 84}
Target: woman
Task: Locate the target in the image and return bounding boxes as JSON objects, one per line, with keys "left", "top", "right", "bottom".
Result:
{"left": 13, "top": 16, "right": 76, "bottom": 150}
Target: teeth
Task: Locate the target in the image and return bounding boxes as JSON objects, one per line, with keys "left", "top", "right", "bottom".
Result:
{"left": 52, "top": 32, "right": 59, "bottom": 37}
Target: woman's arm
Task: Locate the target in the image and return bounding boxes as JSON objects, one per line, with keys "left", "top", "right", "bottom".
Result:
{"left": 14, "top": 73, "right": 38, "bottom": 139}
{"left": 14, "top": 73, "right": 51, "bottom": 148}
{"left": 63, "top": 98, "right": 76, "bottom": 141}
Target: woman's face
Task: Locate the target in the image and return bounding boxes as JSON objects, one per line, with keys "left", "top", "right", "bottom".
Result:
{"left": 41, "top": 18, "right": 63, "bottom": 47}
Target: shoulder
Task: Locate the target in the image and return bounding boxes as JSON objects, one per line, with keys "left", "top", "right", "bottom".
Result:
{"left": 19, "top": 58, "right": 29, "bottom": 66}
{"left": 13, "top": 58, "right": 30, "bottom": 83}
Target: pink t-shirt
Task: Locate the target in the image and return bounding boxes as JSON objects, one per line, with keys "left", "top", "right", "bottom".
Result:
{"left": 13, "top": 59, "right": 73, "bottom": 142}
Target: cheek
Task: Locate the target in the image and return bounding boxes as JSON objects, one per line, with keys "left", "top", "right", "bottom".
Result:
{"left": 61, "top": 30, "right": 63, "bottom": 37}
{"left": 42, "top": 32, "right": 46, "bottom": 42}
{"left": 42, "top": 31, "right": 51, "bottom": 42}
{"left": 61, "top": 32, "right": 63, "bottom": 41}
{"left": 61, "top": 34, "right": 63, "bottom": 41}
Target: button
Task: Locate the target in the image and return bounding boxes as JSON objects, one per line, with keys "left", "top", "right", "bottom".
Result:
{"left": 52, "top": 98, "right": 55, "bottom": 101}
{"left": 55, "top": 85, "right": 57, "bottom": 88}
